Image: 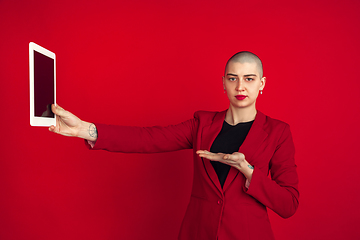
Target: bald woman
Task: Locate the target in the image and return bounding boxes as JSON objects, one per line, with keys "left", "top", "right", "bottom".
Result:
{"left": 50, "top": 51, "right": 299, "bottom": 240}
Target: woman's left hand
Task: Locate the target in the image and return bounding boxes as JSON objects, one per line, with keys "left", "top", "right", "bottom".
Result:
{"left": 196, "top": 150, "right": 254, "bottom": 180}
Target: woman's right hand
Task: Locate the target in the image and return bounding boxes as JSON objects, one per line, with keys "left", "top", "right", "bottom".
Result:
{"left": 49, "top": 104, "right": 98, "bottom": 141}
{"left": 49, "top": 104, "right": 83, "bottom": 137}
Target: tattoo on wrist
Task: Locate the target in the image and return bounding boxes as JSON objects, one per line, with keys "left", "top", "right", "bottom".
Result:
{"left": 89, "top": 123, "right": 98, "bottom": 139}
{"left": 248, "top": 164, "right": 254, "bottom": 170}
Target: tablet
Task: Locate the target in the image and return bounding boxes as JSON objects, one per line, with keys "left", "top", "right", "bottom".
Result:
{"left": 29, "top": 42, "right": 56, "bottom": 126}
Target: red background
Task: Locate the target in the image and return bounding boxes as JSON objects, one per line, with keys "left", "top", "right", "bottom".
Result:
{"left": 1, "top": 0, "right": 360, "bottom": 239}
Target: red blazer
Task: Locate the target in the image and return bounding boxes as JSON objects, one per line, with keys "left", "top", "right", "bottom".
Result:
{"left": 90, "top": 110, "right": 299, "bottom": 240}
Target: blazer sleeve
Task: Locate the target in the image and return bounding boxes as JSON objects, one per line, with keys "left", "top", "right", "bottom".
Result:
{"left": 245, "top": 124, "right": 299, "bottom": 218}
{"left": 87, "top": 118, "right": 197, "bottom": 153}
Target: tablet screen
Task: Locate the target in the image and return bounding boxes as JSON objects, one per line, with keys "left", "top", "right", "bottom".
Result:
{"left": 34, "top": 51, "right": 54, "bottom": 118}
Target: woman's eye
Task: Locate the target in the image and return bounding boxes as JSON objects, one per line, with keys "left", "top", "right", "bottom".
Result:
{"left": 245, "top": 78, "right": 254, "bottom": 81}
{"left": 229, "top": 78, "right": 236, "bottom": 81}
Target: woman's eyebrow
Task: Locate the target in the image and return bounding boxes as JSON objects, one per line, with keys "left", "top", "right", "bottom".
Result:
{"left": 227, "top": 73, "right": 258, "bottom": 77}
{"left": 226, "top": 73, "right": 238, "bottom": 77}
{"left": 243, "top": 74, "right": 257, "bottom": 77}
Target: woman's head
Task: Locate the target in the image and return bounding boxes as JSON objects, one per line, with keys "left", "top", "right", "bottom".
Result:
{"left": 223, "top": 51, "right": 266, "bottom": 110}
{"left": 224, "top": 51, "right": 263, "bottom": 78}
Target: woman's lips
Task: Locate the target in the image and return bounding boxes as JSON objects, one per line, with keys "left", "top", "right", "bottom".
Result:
{"left": 235, "top": 95, "right": 247, "bottom": 100}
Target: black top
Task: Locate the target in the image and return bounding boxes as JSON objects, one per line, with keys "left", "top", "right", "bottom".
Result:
{"left": 210, "top": 120, "right": 254, "bottom": 188}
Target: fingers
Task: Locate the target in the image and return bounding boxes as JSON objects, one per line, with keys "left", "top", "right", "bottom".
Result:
{"left": 197, "top": 150, "right": 228, "bottom": 157}
{"left": 49, "top": 123, "right": 60, "bottom": 133}
{"left": 197, "top": 150, "right": 250, "bottom": 173}
{"left": 196, "top": 150, "right": 211, "bottom": 155}
{"left": 196, "top": 150, "right": 221, "bottom": 161}
{"left": 49, "top": 124, "right": 58, "bottom": 134}
{"left": 49, "top": 112, "right": 62, "bottom": 134}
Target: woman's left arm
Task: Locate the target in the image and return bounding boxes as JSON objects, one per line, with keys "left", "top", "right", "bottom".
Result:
{"left": 245, "top": 124, "right": 299, "bottom": 218}
{"left": 197, "top": 124, "right": 299, "bottom": 219}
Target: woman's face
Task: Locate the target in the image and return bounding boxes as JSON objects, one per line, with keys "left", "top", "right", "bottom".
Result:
{"left": 223, "top": 61, "right": 266, "bottom": 110}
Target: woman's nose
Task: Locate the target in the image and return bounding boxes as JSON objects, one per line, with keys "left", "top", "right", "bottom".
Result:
{"left": 235, "top": 79, "right": 244, "bottom": 91}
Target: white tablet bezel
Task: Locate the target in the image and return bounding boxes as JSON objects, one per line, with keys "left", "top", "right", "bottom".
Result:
{"left": 29, "top": 42, "right": 56, "bottom": 126}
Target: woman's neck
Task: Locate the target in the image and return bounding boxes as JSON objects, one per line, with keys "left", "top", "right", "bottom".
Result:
{"left": 225, "top": 105, "right": 257, "bottom": 125}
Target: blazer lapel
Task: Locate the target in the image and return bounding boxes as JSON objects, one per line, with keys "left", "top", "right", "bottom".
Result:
{"left": 200, "top": 111, "right": 227, "bottom": 195}
{"left": 223, "top": 111, "right": 268, "bottom": 191}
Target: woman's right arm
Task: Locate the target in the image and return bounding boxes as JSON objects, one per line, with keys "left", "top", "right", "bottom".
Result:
{"left": 49, "top": 104, "right": 197, "bottom": 153}
{"left": 49, "top": 104, "right": 98, "bottom": 142}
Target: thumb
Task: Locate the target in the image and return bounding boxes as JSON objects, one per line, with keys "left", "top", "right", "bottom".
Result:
{"left": 224, "top": 152, "right": 245, "bottom": 161}
{"left": 52, "top": 104, "right": 66, "bottom": 116}
{"left": 233, "top": 152, "right": 245, "bottom": 158}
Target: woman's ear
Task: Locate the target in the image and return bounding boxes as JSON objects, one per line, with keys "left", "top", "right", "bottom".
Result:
{"left": 260, "top": 76, "right": 266, "bottom": 90}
